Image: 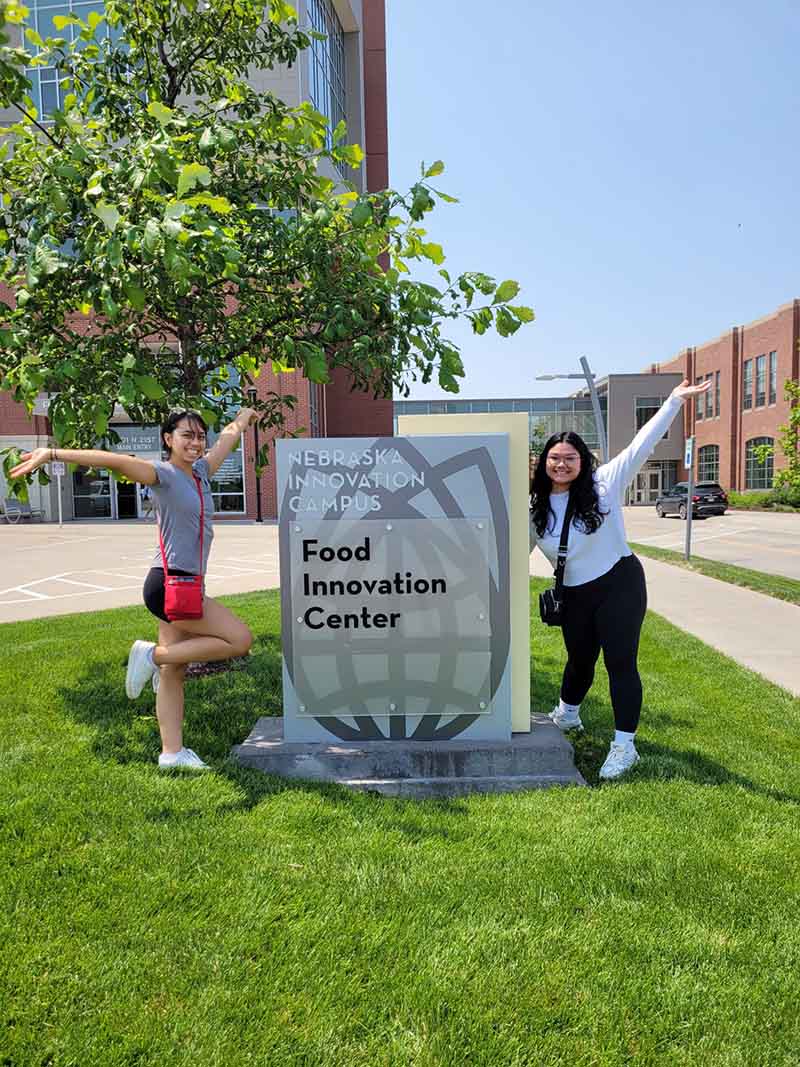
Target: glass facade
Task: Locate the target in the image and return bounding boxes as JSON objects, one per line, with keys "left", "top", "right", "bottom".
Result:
{"left": 307, "top": 0, "right": 346, "bottom": 155}
{"left": 25, "top": 0, "right": 118, "bottom": 116}
{"left": 745, "top": 437, "right": 774, "bottom": 490}
{"left": 635, "top": 396, "right": 669, "bottom": 439}
{"left": 394, "top": 396, "right": 607, "bottom": 452}
{"left": 697, "top": 444, "right": 720, "bottom": 483}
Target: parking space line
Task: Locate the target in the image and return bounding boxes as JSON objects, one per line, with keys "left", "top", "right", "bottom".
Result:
{"left": 0, "top": 586, "right": 50, "bottom": 600}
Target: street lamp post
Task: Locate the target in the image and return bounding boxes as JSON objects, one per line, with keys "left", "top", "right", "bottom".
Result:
{"left": 535, "top": 357, "right": 608, "bottom": 463}
{"left": 247, "top": 387, "right": 263, "bottom": 523}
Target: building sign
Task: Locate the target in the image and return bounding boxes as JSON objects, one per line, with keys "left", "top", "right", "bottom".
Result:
{"left": 107, "top": 426, "right": 161, "bottom": 454}
{"left": 277, "top": 435, "right": 511, "bottom": 743}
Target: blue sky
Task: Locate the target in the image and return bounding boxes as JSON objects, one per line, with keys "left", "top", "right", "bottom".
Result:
{"left": 386, "top": 0, "right": 800, "bottom": 398}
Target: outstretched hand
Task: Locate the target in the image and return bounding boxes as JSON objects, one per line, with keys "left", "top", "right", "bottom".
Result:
{"left": 8, "top": 448, "right": 50, "bottom": 479}
{"left": 671, "top": 378, "right": 712, "bottom": 401}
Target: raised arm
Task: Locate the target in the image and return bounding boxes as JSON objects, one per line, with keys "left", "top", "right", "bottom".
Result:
{"left": 204, "top": 407, "right": 256, "bottom": 478}
{"left": 596, "top": 378, "right": 711, "bottom": 499}
{"left": 9, "top": 447, "right": 158, "bottom": 485}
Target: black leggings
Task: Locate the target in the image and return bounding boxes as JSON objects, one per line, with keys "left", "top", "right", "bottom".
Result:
{"left": 560, "top": 554, "right": 647, "bottom": 732}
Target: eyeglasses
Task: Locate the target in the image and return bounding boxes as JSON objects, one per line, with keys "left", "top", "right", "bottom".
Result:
{"left": 547, "top": 455, "right": 579, "bottom": 465}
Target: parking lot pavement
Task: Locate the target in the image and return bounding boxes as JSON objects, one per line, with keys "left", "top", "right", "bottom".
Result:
{"left": 0, "top": 521, "right": 280, "bottom": 624}
{"left": 622, "top": 507, "right": 800, "bottom": 581}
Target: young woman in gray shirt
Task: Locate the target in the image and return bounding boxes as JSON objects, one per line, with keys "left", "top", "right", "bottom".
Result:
{"left": 11, "top": 406, "right": 257, "bottom": 770}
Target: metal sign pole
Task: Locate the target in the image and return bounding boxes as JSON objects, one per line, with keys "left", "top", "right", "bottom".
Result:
{"left": 50, "top": 461, "right": 65, "bottom": 529}
{"left": 684, "top": 436, "right": 695, "bottom": 561}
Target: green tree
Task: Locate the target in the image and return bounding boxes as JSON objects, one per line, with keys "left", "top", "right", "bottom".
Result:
{"left": 0, "top": 0, "right": 533, "bottom": 493}
{"left": 751, "top": 379, "right": 800, "bottom": 502}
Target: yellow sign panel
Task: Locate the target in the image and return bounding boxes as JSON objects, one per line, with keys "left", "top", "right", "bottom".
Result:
{"left": 398, "top": 413, "right": 531, "bottom": 732}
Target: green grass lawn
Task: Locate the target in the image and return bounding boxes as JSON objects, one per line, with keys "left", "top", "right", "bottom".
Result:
{"left": 2, "top": 584, "right": 799, "bottom": 1067}
{"left": 630, "top": 541, "right": 800, "bottom": 606}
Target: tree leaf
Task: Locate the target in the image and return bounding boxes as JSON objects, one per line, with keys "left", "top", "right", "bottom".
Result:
{"left": 424, "top": 160, "right": 445, "bottom": 178}
{"left": 299, "top": 342, "right": 329, "bottom": 383}
{"left": 94, "top": 200, "right": 120, "bottom": 232}
{"left": 177, "top": 163, "right": 211, "bottom": 198}
{"left": 422, "top": 242, "right": 445, "bottom": 265}
{"left": 124, "top": 283, "right": 146, "bottom": 310}
{"left": 493, "top": 279, "right": 520, "bottom": 305}
{"left": 147, "top": 101, "right": 174, "bottom": 127}
{"left": 351, "top": 201, "right": 372, "bottom": 226}
{"left": 183, "top": 193, "right": 232, "bottom": 214}
{"left": 143, "top": 219, "right": 160, "bottom": 252}
{"left": 134, "top": 375, "right": 166, "bottom": 400}
{"left": 509, "top": 304, "right": 535, "bottom": 322}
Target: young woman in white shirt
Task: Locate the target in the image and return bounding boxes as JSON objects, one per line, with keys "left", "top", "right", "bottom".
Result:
{"left": 529, "top": 378, "right": 711, "bottom": 780}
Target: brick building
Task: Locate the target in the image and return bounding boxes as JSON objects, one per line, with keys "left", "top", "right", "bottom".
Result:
{"left": 649, "top": 299, "right": 800, "bottom": 492}
{"left": 0, "top": 0, "right": 392, "bottom": 522}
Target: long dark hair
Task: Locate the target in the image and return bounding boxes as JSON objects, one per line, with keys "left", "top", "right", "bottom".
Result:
{"left": 161, "top": 409, "right": 207, "bottom": 457}
{"left": 530, "top": 431, "right": 606, "bottom": 537}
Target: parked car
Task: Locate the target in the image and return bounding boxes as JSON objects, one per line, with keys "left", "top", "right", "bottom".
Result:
{"left": 655, "top": 481, "right": 728, "bottom": 519}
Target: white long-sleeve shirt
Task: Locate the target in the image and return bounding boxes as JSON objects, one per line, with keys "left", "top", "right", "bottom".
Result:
{"left": 530, "top": 393, "right": 683, "bottom": 586}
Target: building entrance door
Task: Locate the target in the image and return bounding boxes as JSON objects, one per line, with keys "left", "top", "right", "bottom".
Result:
{"left": 116, "top": 480, "right": 138, "bottom": 519}
{"left": 633, "top": 466, "right": 662, "bottom": 504}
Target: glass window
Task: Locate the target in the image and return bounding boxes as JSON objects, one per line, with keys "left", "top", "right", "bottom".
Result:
{"left": 742, "top": 359, "right": 753, "bottom": 410}
{"left": 635, "top": 396, "right": 669, "bottom": 439}
{"left": 469, "top": 401, "right": 488, "bottom": 413}
{"left": 26, "top": 0, "right": 114, "bottom": 116}
{"left": 307, "top": 0, "right": 347, "bottom": 158}
{"left": 715, "top": 370, "right": 721, "bottom": 417}
{"left": 487, "top": 400, "right": 514, "bottom": 412}
{"left": 206, "top": 433, "right": 246, "bottom": 514}
{"left": 745, "top": 437, "right": 774, "bottom": 490}
{"left": 531, "top": 399, "right": 555, "bottom": 413}
{"left": 697, "top": 444, "right": 720, "bottom": 483}
{"left": 73, "top": 469, "right": 111, "bottom": 518}
{"left": 769, "top": 351, "right": 777, "bottom": 405}
{"left": 695, "top": 378, "right": 704, "bottom": 420}
{"left": 755, "top": 354, "right": 766, "bottom": 407}
{"left": 704, "top": 374, "right": 713, "bottom": 418}
{"left": 446, "top": 401, "right": 471, "bottom": 413}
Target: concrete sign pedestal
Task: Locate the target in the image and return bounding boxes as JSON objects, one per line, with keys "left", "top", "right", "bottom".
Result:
{"left": 232, "top": 714, "right": 585, "bottom": 797}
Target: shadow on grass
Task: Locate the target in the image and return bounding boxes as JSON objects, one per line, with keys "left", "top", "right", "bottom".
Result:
{"left": 58, "top": 623, "right": 797, "bottom": 816}
{"left": 58, "top": 632, "right": 472, "bottom": 820}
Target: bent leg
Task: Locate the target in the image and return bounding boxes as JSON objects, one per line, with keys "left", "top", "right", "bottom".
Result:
{"left": 153, "top": 598, "right": 253, "bottom": 668}
{"left": 154, "top": 619, "right": 188, "bottom": 754}
{"left": 598, "top": 558, "right": 647, "bottom": 732}
{"left": 560, "top": 597, "right": 601, "bottom": 706}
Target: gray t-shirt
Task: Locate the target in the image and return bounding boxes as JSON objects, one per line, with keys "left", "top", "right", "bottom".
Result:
{"left": 151, "top": 458, "right": 214, "bottom": 575}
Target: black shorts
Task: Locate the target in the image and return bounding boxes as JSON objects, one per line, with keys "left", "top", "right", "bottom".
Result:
{"left": 143, "top": 567, "right": 196, "bottom": 623}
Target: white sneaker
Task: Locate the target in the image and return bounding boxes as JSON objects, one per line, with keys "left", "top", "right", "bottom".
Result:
{"left": 158, "top": 747, "right": 209, "bottom": 771}
{"left": 126, "top": 640, "right": 157, "bottom": 699}
{"left": 599, "top": 741, "right": 640, "bottom": 780}
{"left": 548, "top": 705, "right": 583, "bottom": 731}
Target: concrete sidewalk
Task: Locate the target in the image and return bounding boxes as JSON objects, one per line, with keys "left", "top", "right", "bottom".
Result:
{"left": 530, "top": 551, "right": 800, "bottom": 697}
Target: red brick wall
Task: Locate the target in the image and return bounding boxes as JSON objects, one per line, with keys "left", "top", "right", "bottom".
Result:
{"left": 656, "top": 301, "right": 799, "bottom": 490}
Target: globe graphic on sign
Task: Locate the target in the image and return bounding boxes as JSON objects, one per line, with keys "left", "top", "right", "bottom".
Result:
{"left": 279, "top": 437, "right": 510, "bottom": 742}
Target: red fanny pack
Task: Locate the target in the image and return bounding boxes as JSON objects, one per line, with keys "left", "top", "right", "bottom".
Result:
{"left": 158, "top": 474, "right": 205, "bottom": 621}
